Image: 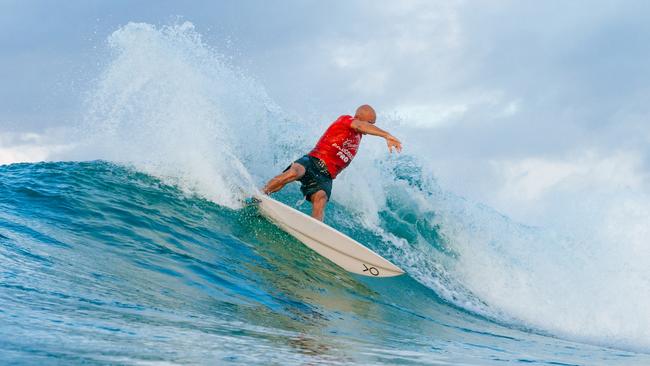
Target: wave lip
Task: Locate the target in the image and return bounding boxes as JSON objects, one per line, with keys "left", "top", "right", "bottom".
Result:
{"left": 77, "top": 21, "right": 284, "bottom": 208}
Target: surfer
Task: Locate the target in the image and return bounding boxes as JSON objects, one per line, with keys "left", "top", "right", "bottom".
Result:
{"left": 262, "top": 105, "right": 402, "bottom": 221}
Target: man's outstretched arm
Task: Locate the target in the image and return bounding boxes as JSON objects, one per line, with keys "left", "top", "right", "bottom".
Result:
{"left": 350, "top": 119, "right": 403, "bottom": 153}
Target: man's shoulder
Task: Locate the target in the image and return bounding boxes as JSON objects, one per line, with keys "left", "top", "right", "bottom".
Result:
{"left": 338, "top": 114, "right": 353, "bottom": 121}
{"left": 332, "top": 114, "right": 354, "bottom": 126}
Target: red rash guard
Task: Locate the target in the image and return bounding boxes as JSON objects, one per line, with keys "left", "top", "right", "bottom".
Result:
{"left": 308, "top": 115, "right": 363, "bottom": 179}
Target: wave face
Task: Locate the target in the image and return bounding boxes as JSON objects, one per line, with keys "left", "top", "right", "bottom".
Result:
{"left": 2, "top": 22, "right": 650, "bottom": 364}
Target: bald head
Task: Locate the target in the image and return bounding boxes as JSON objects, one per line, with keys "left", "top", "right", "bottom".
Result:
{"left": 355, "top": 105, "right": 376, "bottom": 124}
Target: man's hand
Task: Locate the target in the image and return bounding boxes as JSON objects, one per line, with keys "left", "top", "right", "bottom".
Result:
{"left": 386, "top": 135, "right": 402, "bottom": 153}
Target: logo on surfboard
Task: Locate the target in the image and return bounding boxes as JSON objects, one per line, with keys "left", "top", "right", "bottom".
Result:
{"left": 362, "top": 263, "right": 379, "bottom": 276}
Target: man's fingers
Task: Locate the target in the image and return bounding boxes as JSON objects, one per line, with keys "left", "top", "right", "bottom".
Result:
{"left": 390, "top": 142, "right": 402, "bottom": 153}
{"left": 386, "top": 136, "right": 402, "bottom": 153}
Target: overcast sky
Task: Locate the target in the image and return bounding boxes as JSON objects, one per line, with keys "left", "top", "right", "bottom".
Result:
{"left": 2, "top": 0, "right": 650, "bottom": 222}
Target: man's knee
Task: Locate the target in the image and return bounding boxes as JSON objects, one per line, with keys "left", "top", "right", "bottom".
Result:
{"left": 286, "top": 163, "right": 305, "bottom": 180}
{"left": 311, "top": 190, "right": 328, "bottom": 205}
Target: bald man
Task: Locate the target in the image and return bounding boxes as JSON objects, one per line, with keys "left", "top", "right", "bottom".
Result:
{"left": 262, "top": 105, "right": 402, "bottom": 221}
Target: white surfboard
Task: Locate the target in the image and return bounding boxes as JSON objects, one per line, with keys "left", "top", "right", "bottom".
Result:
{"left": 256, "top": 194, "right": 405, "bottom": 277}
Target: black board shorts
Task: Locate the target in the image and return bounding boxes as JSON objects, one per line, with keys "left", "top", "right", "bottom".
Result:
{"left": 285, "top": 155, "right": 332, "bottom": 201}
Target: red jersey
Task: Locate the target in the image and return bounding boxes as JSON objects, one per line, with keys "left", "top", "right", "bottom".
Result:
{"left": 308, "top": 115, "right": 363, "bottom": 178}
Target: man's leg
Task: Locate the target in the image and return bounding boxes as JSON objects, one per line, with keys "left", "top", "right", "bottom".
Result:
{"left": 310, "top": 190, "right": 328, "bottom": 221}
{"left": 262, "top": 163, "right": 306, "bottom": 194}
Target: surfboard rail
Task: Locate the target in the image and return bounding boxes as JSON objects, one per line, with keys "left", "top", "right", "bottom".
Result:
{"left": 256, "top": 194, "right": 405, "bottom": 278}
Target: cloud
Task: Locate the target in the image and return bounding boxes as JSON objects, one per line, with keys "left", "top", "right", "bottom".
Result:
{"left": 0, "top": 132, "right": 71, "bottom": 165}
{"left": 473, "top": 136, "right": 648, "bottom": 228}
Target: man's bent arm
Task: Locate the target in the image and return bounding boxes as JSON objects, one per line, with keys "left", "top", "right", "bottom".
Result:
{"left": 351, "top": 119, "right": 403, "bottom": 153}
{"left": 351, "top": 119, "right": 389, "bottom": 137}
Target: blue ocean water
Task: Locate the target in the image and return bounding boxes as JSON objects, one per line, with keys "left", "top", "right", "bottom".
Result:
{"left": 2, "top": 21, "right": 649, "bottom": 365}
{"left": 0, "top": 161, "right": 647, "bottom": 365}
